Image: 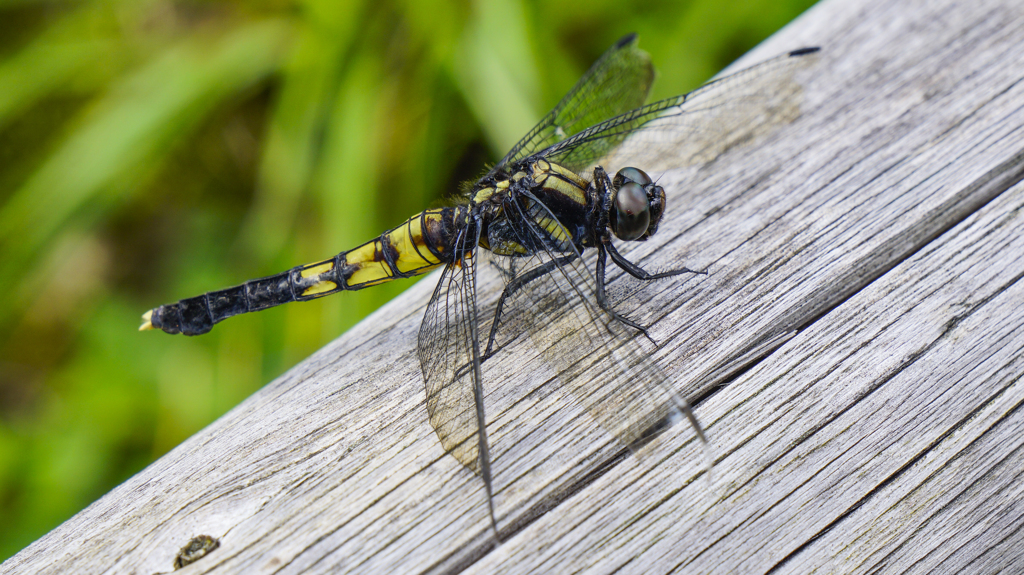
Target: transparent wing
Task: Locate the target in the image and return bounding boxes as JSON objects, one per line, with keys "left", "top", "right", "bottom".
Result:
{"left": 418, "top": 245, "right": 484, "bottom": 474}
{"left": 484, "top": 33, "right": 654, "bottom": 180}
{"left": 489, "top": 195, "right": 697, "bottom": 450}
{"left": 539, "top": 47, "right": 821, "bottom": 174}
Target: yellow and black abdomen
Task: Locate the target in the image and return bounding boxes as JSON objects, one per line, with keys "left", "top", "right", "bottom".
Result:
{"left": 142, "top": 207, "right": 464, "bottom": 335}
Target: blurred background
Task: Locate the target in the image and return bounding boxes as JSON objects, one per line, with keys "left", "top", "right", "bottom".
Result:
{"left": 0, "top": 0, "right": 816, "bottom": 561}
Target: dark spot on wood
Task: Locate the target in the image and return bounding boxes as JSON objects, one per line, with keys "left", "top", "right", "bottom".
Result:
{"left": 173, "top": 534, "right": 219, "bottom": 569}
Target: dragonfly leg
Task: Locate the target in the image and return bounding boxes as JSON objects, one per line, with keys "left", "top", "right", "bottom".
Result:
{"left": 594, "top": 246, "right": 659, "bottom": 342}
{"left": 605, "top": 241, "right": 705, "bottom": 280}
{"left": 483, "top": 254, "right": 577, "bottom": 358}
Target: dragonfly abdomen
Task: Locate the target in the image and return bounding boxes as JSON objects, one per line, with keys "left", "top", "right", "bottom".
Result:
{"left": 141, "top": 207, "right": 461, "bottom": 335}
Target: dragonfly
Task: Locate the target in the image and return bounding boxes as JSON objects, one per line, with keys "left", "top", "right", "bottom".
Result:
{"left": 141, "top": 35, "right": 820, "bottom": 539}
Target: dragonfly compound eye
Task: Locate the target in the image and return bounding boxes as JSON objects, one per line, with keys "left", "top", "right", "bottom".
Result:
{"left": 612, "top": 166, "right": 652, "bottom": 189}
{"left": 611, "top": 181, "right": 651, "bottom": 241}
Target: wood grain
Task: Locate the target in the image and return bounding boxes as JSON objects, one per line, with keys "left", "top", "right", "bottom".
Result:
{"left": 4, "top": 0, "right": 1024, "bottom": 572}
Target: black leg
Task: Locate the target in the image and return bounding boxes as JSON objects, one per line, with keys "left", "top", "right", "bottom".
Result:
{"left": 483, "top": 255, "right": 576, "bottom": 357}
{"left": 605, "top": 241, "right": 705, "bottom": 280}
{"left": 595, "top": 246, "right": 657, "bottom": 343}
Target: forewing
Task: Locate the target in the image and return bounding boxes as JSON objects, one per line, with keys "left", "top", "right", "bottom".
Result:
{"left": 540, "top": 47, "right": 821, "bottom": 173}
{"left": 484, "top": 34, "right": 654, "bottom": 180}
{"left": 418, "top": 253, "right": 483, "bottom": 474}
{"left": 493, "top": 196, "right": 694, "bottom": 450}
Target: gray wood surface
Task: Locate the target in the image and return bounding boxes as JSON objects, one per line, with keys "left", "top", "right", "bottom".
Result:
{"left": 5, "top": 0, "right": 1024, "bottom": 572}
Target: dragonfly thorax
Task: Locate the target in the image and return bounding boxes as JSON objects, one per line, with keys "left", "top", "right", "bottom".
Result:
{"left": 608, "top": 167, "right": 665, "bottom": 242}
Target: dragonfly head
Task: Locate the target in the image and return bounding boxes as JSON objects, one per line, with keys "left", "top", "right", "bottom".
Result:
{"left": 609, "top": 167, "right": 665, "bottom": 242}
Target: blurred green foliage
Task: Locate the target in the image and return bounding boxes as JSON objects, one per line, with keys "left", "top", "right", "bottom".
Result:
{"left": 0, "top": 0, "right": 816, "bottom": 561}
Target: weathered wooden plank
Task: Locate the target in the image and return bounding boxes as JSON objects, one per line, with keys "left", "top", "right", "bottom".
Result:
{"left": 4, "top": 0, "right": 1024, "bottom": 572}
